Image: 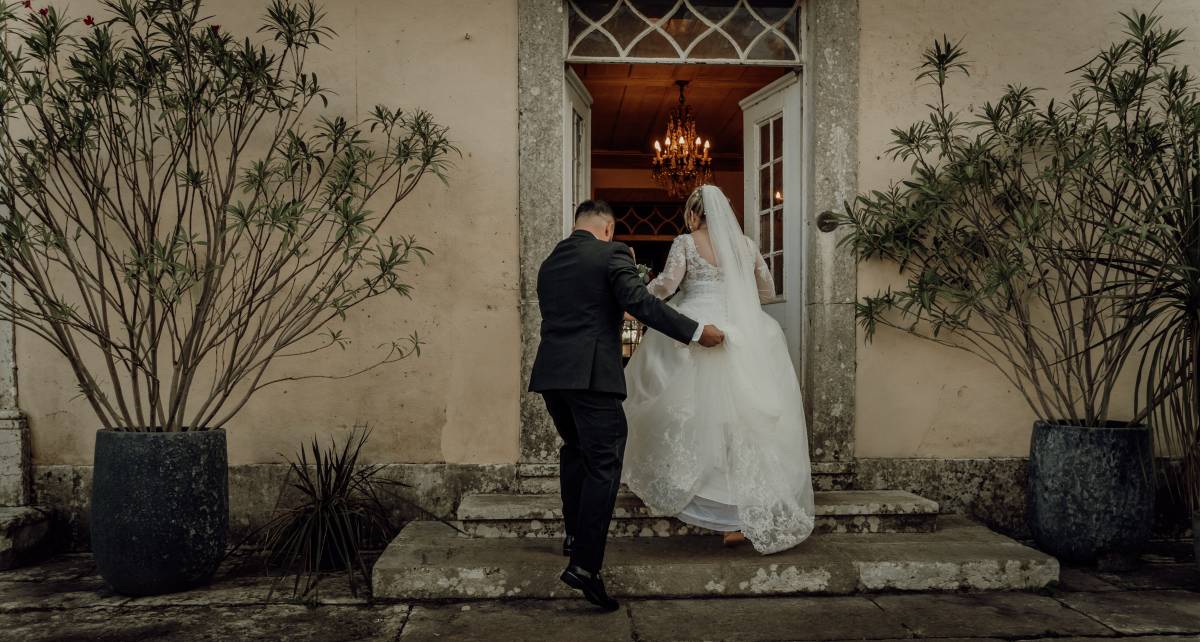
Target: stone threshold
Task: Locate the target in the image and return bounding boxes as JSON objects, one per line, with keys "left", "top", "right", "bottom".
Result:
{"left": 371, "top": 515, "right": 1059, "bottom": 600}
{"left": 516, "top": 461, "right": 857, "bottom": 477}
{"left": 460, "top": 490, "right": 937, "bottom": 521}
{"left": 455, "top": 490, "right": 939, "bottom": 537}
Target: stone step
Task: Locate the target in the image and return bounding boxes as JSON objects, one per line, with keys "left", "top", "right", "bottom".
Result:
{"left": 372, "top": 515, "right": 1059, "bottom": 600}
{"left": 516, "top": 462, "right": 855, "bottom": 493}
{"left": 454, "top": 490, "right": 939, "bottom": 538}
{"left": 0, "top": 507, "right": 52, "bottom": 570}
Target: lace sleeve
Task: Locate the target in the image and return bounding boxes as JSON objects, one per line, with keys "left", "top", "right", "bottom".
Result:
{"left": 746, "top": 235, "right": 775, "bottom": 302}
{"left": 647, "top": 236, "right": 687, "bottom": 299}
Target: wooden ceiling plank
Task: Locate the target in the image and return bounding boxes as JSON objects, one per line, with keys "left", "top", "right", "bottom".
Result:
{"left": 575, "top": 63, "right": 787, "bottom": 163}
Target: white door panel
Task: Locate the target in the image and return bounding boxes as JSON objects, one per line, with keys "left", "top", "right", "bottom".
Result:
{"left": 741, "top": 73, "right": 803, "bottom": 372}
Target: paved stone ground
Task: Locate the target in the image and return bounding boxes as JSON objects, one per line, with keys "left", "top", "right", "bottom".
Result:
{"left": 0, "top": 541, "right": 1197, "bottom": 641}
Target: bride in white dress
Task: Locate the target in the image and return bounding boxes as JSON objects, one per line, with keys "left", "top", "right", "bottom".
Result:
{"left": 622, "top": 184, "right": 815, "bottom": 554}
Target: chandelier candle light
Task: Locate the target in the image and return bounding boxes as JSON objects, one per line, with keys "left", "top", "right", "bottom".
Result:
{"left": 652, "top": 80, "right": 713, "bottom": 199}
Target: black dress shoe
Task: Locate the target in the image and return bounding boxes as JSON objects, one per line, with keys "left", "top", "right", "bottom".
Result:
{"left": 560, "top": 564, "right": 619, "bottom": 612}
{"left": 562, "top": 535, "right": 575, "bottom": 557}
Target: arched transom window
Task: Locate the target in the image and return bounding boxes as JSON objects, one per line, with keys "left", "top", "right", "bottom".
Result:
{"left": 566, "top": 1, "right": 803, "bottom": 65}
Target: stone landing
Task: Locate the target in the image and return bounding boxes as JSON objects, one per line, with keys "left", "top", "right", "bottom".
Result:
{"left": 516, "top": 462, "right": 857, "bottom": 494}
{"left": 456, "top": 490, "right": 939, "bottom": 538}
{"left": 372, "top": 515, "right": 1059, "bottom": 600}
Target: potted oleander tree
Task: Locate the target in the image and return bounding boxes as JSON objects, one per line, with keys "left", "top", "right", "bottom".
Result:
{"left": 0, "top": 0, "right": 453, "bottom": 595}
{"left": 837, "top": 12, "right": 1197, "bottom": 562}
{"left": 1085, "top": 12, "right": 1200, "bottom": 570}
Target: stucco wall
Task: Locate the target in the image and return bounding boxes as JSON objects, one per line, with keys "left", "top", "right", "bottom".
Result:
{"left": 855, "top": 0, "right": 1200, "bottom": 458}
{"left": 15, "top": 0, "right": 521, "bottom": 466}
{"left": 16, "top": 0, "right": 1200, "bottom": 469}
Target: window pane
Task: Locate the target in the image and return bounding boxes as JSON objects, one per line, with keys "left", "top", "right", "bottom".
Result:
{"left": 663, "top": 5, "right": 708, "bottom": 49}
{"left": 772, "top": 116, "right": 783, "bottom": 161}
{"left": 572, "top": 30, "right": 620, "bottom": 57}
{"left": 628, "top": 30, "right": 677, "bottom": 58}
{"left": 748, "top": 31, "right": 795, "bottom": 61}
{"left": 769, "top": 3, "right": 802, "bottom": 46}
{"left": 628, "top": 0, "right": 676, "bottom": 21}
{"left": 689, "top": 30, "right": 740, "bottom": 59}
{"left": 602, "top": 2, "right": 647, "bottom": 49}
{"left": 759, "top": 213, "right": 769, "bottom": 253}
{"left": 568, "top": 7, "right": 592, "bottom": 45}
{"left": 750, "top": 2, "right": 798, "bottom": 26}
{"left": 772, "top": 160, "right": 783, "bottom": 205}
{"left": 759, "top": 122, "right": 770, "bottom": 165}
{"left": 759, "top": 166, "right": 770, "bottom": 211}
{"left": 725, "top": 4, "right": 765, "bottom": 53}
{"left": 692, "top": 1, "right": 737, "bottom": 23}
{"left": 773, "top": 209, "right": 783, "bottom": 253}
{"left": 575, "top": 0, "right": 618, "bottom": 22}
{"left": 573, "top": 111, "right": 584, "bottom": 205}
{"left": 774, "top": 254, "right": 784, "bottom": 296}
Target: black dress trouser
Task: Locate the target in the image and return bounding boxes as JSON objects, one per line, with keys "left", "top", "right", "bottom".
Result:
{"left": 540, "top": 389, "right": 628, "bottom": 574}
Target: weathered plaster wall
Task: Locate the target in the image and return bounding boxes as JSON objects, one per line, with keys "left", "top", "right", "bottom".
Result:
{"left": 855, "top": 0, "right": 1200, "bottom": 458}
{"left": 15, "top": 0, "right": 522, "bottom": 466}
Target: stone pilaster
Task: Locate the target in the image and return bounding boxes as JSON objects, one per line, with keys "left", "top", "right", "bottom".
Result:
{"left": 0, "top": 237, "right": 45, "bottom": 570}
{"left": 517, "top": 0, "right": 567, "bottom": 463}
{"left": 804, "top": 0, "right": 859, "bottom": 463}
{"left": 0, "top": 265, "right": 31, "bottom": 507}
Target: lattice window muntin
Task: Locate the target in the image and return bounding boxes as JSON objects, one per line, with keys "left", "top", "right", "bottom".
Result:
{"left": 567, "top": 1, "right": 802, "bottom": 65}
{"left": 613, "top": 202, "right": 687, "bottom": 239}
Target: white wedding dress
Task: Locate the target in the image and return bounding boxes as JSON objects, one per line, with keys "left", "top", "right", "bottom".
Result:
{"left": 622, "top": 185, "right": 815, "bottom": 555}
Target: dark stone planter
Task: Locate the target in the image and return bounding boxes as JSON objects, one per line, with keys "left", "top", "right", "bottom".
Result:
{"left": 91, "top": 429, "right": 228, "bottom": 596}
{"left": 1027, "top": 420, "right": 1154, "bottom": 563}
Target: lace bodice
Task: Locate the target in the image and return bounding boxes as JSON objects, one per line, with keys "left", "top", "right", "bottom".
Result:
{"left": 647, "top": 233, "right": 776, "bottom": 301}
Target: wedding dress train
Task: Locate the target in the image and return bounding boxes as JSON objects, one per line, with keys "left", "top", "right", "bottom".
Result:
{"left": 622, "top": 185, "right": 815, "bottom": 555}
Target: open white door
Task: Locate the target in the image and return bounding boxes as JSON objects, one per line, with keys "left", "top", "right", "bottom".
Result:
{"left": 563, "top": 68, "right": 593, "bottom": 237}
{"left": 741, "top": 73, "right": 803, "bottom": 371}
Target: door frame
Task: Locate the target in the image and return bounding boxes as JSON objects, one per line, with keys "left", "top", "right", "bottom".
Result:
{"left": 563, "top": 67, "right": 593, "bottom": 236}
{"left": 517, "top": 0, "right": 860, "bottom": 465}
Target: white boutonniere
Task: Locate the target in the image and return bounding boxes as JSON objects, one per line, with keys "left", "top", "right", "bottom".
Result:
{"left": 636, "top": 263, "right": 652, "bottom": 282}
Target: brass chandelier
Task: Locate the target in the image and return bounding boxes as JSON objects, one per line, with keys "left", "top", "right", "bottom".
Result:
{"left": 651, "top": 80, "right": 713, "bottom": 199}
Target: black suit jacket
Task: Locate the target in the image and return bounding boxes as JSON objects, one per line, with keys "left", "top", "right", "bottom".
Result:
{"left": 529, "top": 230, "right": 700, "bottom": 397}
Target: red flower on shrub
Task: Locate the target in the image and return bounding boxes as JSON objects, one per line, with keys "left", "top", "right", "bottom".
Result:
{"left": 21, "top": 1, "right": 31, "bottom": 8}
{"left": 38, "top": 7, "right": 48, "bottom": 16}
{"left": 83, "top": 15, "right": 94, "bottom": 26}
{"left": 210, "top": 24, "right": 220, "bottom": 34}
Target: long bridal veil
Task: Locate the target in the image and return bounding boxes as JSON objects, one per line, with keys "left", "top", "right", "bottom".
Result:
{"left": 623, "top": 185, "right": 815, "bottom": 554}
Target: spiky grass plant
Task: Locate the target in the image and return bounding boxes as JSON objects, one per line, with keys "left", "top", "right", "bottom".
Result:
{"left": 259, "top": 427, "right": 402, "bottom": 600}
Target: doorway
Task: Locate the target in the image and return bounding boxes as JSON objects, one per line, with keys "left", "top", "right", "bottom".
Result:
{"left": 518, "top": 0, "right": 860, "bottom": 466}
{"left": 566, "top": 63, "right": 804, "bottom": 368}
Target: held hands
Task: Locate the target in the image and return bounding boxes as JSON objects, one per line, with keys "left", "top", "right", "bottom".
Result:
{"left": 698, "top": 324, "right": 725, "bottom": 347}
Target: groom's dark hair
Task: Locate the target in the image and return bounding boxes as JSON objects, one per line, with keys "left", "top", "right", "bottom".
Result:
{"left": 574, "top": 199, "right": 614, "bottom": 222}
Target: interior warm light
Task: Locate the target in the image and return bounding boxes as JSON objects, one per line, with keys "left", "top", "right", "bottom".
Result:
{"left": 650, "top": 80, "right": 714, "bottom": 199}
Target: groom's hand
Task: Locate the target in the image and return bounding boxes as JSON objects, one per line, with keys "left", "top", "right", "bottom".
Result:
{"left": 698, "top": 324, "right": 725, "bottom": 347}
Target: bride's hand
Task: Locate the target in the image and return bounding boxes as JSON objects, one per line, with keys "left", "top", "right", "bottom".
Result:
{"left": 624, "top": 312, "right": 637, "bottom": 323}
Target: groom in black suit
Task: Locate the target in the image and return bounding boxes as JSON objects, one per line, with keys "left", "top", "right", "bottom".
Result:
{"left": 529, "top": 200, "right": 724, "bottom": 610}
